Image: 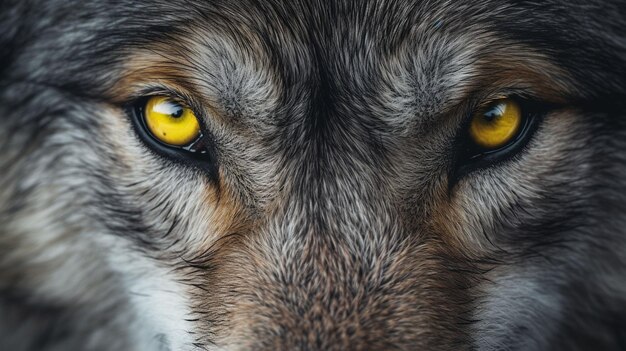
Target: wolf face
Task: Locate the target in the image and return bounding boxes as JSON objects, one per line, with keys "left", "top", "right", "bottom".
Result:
{"left": 1, "top": 0, "right": 625, "bottom": 350}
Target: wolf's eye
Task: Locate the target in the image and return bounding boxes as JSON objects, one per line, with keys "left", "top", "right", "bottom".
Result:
{"left": 451, "top": 97, "right": 544, "bottom": 184}
{"left": 128, "top": 94, "right": 217, "bottom": 177}
{"left": 143, "top": 96, "right": 200, "bottom": 146}
{"left": 469, "top": 99, "right": 522, "bottom": 149}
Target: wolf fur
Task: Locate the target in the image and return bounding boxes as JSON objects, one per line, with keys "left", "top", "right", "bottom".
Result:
{"left": 1, "top": 0, "right": 625, "bottom": 350}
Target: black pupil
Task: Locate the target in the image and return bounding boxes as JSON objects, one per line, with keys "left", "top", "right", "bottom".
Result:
{"left": 171, "top": 104, "right": 183, "bottom": 118}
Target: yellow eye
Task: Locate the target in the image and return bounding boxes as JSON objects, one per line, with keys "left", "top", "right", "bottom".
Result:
{"left": 144, "top": 96, "right": 200, "bottom": 146}
{"left": 469, "top": 99, "right": 522, "bottom": 149}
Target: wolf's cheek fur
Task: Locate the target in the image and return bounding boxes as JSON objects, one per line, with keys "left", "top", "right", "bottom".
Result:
{"left": 436, "top": 109, "right": 593, "bottom": 252}
{"left": 94, "top": 109, "right": 253, "bottom": 349}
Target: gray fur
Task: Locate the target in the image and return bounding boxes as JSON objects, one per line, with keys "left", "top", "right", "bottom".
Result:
{"left": 1, "top": 0, "right": 625, "bottom": 350}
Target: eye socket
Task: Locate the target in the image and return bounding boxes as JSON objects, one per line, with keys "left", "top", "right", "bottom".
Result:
{"left": 469, "top": 99, "right": 522, "bottom": 149}
{"left": 451, "top": 96, "right": 545, "bottom": 184}
{"left": 128, "top": 94, "right": 218, "bottom": 177}
{"left": 143, "top": 96, "right": 201, "bottom": 146}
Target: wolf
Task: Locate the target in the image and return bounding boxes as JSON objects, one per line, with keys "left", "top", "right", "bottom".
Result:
{"left": 1, "top": 0, "right": 625, "bottom": 350}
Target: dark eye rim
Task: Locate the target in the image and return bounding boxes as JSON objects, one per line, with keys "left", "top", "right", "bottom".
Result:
{"left": 126, "top": 96, "right": 219, "bottom": 178}
{"left": 449, "top": 97, "right": 549, "bottom": 187}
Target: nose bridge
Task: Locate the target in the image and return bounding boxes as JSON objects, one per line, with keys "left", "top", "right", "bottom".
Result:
{"left": 217, "top": 107, "right": 466, "bottom": 351}
{"left": 250, "top": 206, "right": 405, "bottom": 351}
{"left": 281, "top": 173, "right": 395, "bottom": 267}
{"left": 272, "top": 62, "right": 402, "bottom": 283}
{"left": 229, "top": 49, "right": 430, "bottom": 348}
{"left": 236, "top": 148, "right": 421, "bottom": 350}
{"left": 282, "top": 130, "right": 393, "bottom": 249}
{"left": 233, "top": 190, "right": 433, "bottom": 351}
{"left": 285, "top": 97, "right": 389, "bottom": 228}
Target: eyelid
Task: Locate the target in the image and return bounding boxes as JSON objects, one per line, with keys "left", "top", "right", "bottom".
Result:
{"left": 462, "top": 88, "right": 545, "bottom": 118}
{"left": 125, "top": 85, "right": 205, "bottom": 119}
{"left": 474, "top": 95, "right": 511, "bottom": 112}
{"left": 461, "top": 91, "right": 555, "bottom": 134}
